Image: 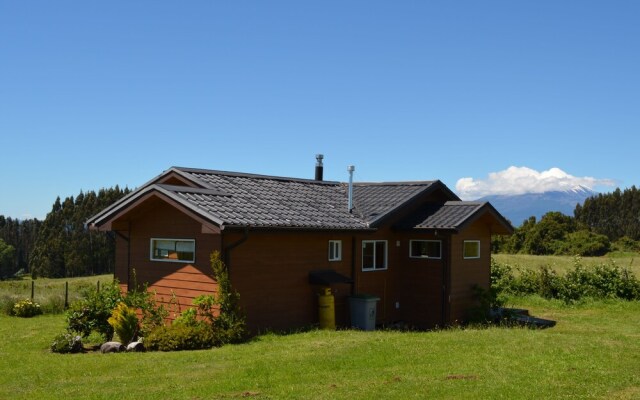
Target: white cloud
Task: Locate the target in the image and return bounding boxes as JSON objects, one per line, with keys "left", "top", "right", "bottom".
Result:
{"left": 455, "top": 166, "right": 616, "bottom": 200}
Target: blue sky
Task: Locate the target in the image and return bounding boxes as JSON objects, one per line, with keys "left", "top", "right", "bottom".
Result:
{"left": 1, "top": 1, "right": 638, "bottom": 219}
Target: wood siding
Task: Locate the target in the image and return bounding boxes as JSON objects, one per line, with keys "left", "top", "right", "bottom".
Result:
{"left": 448, "top": 215, "right": 494, "bottom": 323}
{"left": 393, "top": 232, "right": 445, "bottom": 329}
{"left": 113, "top": 198, "right": 221, "bottom": 311}
{"left": 224, "top": 230, "right": 355, "bottom": 332}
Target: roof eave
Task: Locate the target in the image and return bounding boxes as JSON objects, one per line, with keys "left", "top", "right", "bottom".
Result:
{"left": 221, "top": 224, "right": 374, "bottom": 232}
{"left": 87, "top": 184, "right": 226, "bottom": 230}
{"left": 451, "top": 202, "right": 514, "bottom": 235}
{"left": 85, "top": 166, "right": 207, "bottom": 227}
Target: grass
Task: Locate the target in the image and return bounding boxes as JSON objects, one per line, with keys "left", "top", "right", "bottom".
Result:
{"left": 0, "top": 274, "right": 114, "bottom": 314}
{"left": 1, "top": 297, "right": 639, "bottom": 399}
{"left": 494, "top": 253, "right": 640, "bottom": 276}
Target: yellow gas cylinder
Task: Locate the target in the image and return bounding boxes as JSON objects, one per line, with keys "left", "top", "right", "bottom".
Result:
{"left": 318, "top": 287, "right": 336, "bottom": 330}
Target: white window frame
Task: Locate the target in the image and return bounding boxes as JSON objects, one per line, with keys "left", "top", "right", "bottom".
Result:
{"left": 362, "top": 240, "right": 388, "bottom": 271}
{"left": 150, "top": 238, "right": 196, "bottom": 263}
{"left": 409, "top": 240, "right": 442, "bottom": 259}
{"left": 463, "top": 240, "right": 481, "bottom": 259}
{"left": 328, "top": 240, "right": 342, "bottom": 261}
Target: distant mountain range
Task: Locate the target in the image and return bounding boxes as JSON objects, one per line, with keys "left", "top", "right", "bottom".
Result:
{"left": 476, "top": 186, "right": 597, "bottom": 226}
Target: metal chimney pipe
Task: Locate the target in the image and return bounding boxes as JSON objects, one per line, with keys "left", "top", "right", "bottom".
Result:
{"left": 315, "top": 154, "right": 324, "bottom": 181}
{"left": 348, "top": 165, "right": 355, "bottom": 212}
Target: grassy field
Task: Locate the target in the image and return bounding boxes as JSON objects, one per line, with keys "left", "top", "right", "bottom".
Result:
{"left": 494, "top": 253, "right": 640, "bottom": 276}
{"left": 1, "top": 296, "right": 639, "bottom": 399}
{"left": 0, "top": 274, "right": 113, "bottom": 314}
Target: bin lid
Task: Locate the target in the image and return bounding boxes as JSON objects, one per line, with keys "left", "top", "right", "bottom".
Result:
{"left": 308, "top": 269, "right": 354, "bottom": 285}
{"left": 350, "top": 293, "right": 381, "bottom": 301}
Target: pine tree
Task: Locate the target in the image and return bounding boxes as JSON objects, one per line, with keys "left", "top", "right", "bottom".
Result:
{"left": 30, "top": 187, "right": 130, "bottom": 278}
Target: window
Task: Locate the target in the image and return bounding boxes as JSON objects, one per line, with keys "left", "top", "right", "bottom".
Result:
{"left": 362, "top": 240, "right": 387, "bottom": 271}
{"left": 410, "top": 240, "right": 442, "bottom": 259}
{"left": 150, "top": 238, "right": 195, "bottom": 263}
{"left": 463, "top": 240, "right": 480, "bottom": 259}
{"left": 328, "top": 240, "right": 342, "bottom": 261}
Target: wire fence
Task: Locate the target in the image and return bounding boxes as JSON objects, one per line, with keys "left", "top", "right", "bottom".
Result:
{"left": 0, "top": 275, "right": 113, "bottom": 314}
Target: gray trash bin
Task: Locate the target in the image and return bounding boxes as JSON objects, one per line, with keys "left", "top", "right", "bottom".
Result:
{"left": 349, "top": 294, "right": 380, "bottom": 331}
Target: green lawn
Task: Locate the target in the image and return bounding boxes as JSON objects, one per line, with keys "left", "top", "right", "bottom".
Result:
{"left": 1, "top": 297, "right": 639, "bottom": 399}
{"left": 493, "top": 253, "right": 640, "bottom": 276}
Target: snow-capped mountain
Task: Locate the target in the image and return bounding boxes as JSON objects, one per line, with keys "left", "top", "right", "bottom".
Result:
{"left": 476, "top": 186, "right": 597, "bottom": 226}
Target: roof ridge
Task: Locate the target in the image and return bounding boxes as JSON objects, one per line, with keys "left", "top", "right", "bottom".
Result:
{"left": 354, "top": 181, "right": 436, "bottom": 186}
{"left": 156, "top": 184, "right": 231, "bottom": 197}
{"left": 173, "top": 166, "right": 342, "bottom": 185}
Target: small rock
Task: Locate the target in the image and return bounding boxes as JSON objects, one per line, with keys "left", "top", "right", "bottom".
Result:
{"left": 126, "top": 341, "right": 145, "bottom": 352}
{"left": 100, "top": 341, "right": 124, "bottom": 353}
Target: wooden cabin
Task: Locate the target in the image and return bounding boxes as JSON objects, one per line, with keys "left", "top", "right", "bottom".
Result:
{"left": 86, "top": 164, "right": 512, "bottom": 331}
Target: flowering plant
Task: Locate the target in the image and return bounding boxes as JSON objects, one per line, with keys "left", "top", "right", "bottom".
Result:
{"left": 12, "top": 299, "right": 43, "bottom": 318}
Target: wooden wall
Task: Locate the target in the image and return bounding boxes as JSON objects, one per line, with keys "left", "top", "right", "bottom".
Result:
{"left": 448, "top": 216, "right": 493, "bottom": 323}
{"left": 393, "top": 232, "right": 445, "bottom": 329}
{"left": 224, "top": 230, "right": 355, "bottom": 332}
{"left": 114, "top": 198, "right": 221, "bottom": 311}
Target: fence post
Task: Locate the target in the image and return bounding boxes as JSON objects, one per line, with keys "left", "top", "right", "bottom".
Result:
{"left": 97, "top": 280, "right": 100, "bottom": 293}
{"left": 31, "top": 280, "right": 34, "bottom": 300}
{"left": 64, "top": 281, "right": 69, "bottom": 310}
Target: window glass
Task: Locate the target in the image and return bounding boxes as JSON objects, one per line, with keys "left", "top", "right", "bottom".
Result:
{"left": 151, "top": 239, "right": 195, "bottom": 263}
{"left": 362, "top": 240, "right": 387, "bottom": 271}
{"left": 463, "top": 240, "right": 480, "bottom": 259}
{"left": 410, "top": 240, "right": 442, "bottom": 259}
{"left": 328, "top": 240, "right": 342, "bottom": 261}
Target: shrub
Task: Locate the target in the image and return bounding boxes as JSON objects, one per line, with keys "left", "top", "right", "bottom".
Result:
{"left": 145, "top": 323, "right": 216, "bottom": 351}
{"left": 1, "top": 294, "right": 16, "bottom": 315}
{"left": 50, "top": 332, "right": 83, "bottom": 354}
{"left": 124, "top": 272, "right": 169, "bottom": 337}
{"left": 468, "top": 284, "right": 505, "bottom": 323}
{"left": 491, "top": 257, "right": 640, "bottom": 303}
{"left": 144, "top": 253, "right": 247, "bottom": 352}
{"left": 561, "top": 230, "right": 610, "bottom": 256}
{"left": 173, "top": 307, "right": 198, "bottom": 327}
{"left": 210, "top": 251, "right": 246, "bottom": 344}
{"left": 490, "top": 258, "right": 514, "bottom": 294}
{"left": 12, "top": 299, "right": 43, "bottom": 317}
{"left": 108, "top": 302, "right": 139, "bottom": 344}
{"left": 611, "top": 236, "right": 640, "bottom": 252}
{"left": 66, "top": 280, "right": 123, "bottom": 339}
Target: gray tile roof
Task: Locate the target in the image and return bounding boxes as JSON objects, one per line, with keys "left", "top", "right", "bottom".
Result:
{"left": 162, "top": 174, "right": 367, "bottom": 229}
{"left": 352, "top": 182, "right": 435, "bottom": 223}
{"left": 168, "top": 168, "right": 443, "bottom": 229}
{"left": 88, "top": 167, "right": 509, "bottom": 233}
{"left": 412, "top": 202, "right": 486, "bottom": 230}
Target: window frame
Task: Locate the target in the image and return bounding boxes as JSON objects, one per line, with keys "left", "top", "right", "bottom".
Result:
{"left": 328, "top": 240, "right": 342, "bottom": 262}
{"left": 463, "top": 240, "right": 481, "bottom": 259}
{"left": 409, "top": 240, "right": 442, "bottom": 259}
{"left": 362, "top": 240, "right": 388, "bottom": 271}
{"left": 150, "top": 238, "right": 196, "bottom": 263}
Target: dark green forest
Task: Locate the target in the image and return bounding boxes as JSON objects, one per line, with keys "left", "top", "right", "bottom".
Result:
{"left": 493, "top": 186, "right": 640, "bottom": 256}
{"left": 0, "top": 186, "right": 130, "bottom": 279}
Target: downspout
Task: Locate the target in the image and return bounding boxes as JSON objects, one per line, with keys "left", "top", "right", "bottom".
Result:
{"left": 350, "top": 235, "right": 356, "bottom": 295}
{"left": 223, "top": 226, "right": 249, "bottom": 273}
{"left": 442, "top": 233, "right": 451, "bottom": 326}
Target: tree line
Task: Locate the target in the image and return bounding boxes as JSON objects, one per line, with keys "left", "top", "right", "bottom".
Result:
{"left": 493, "top": 186, "right": 640, "bottom": 256}
{"left": 0, "top": 186, "right": 130, "bottom": 279}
